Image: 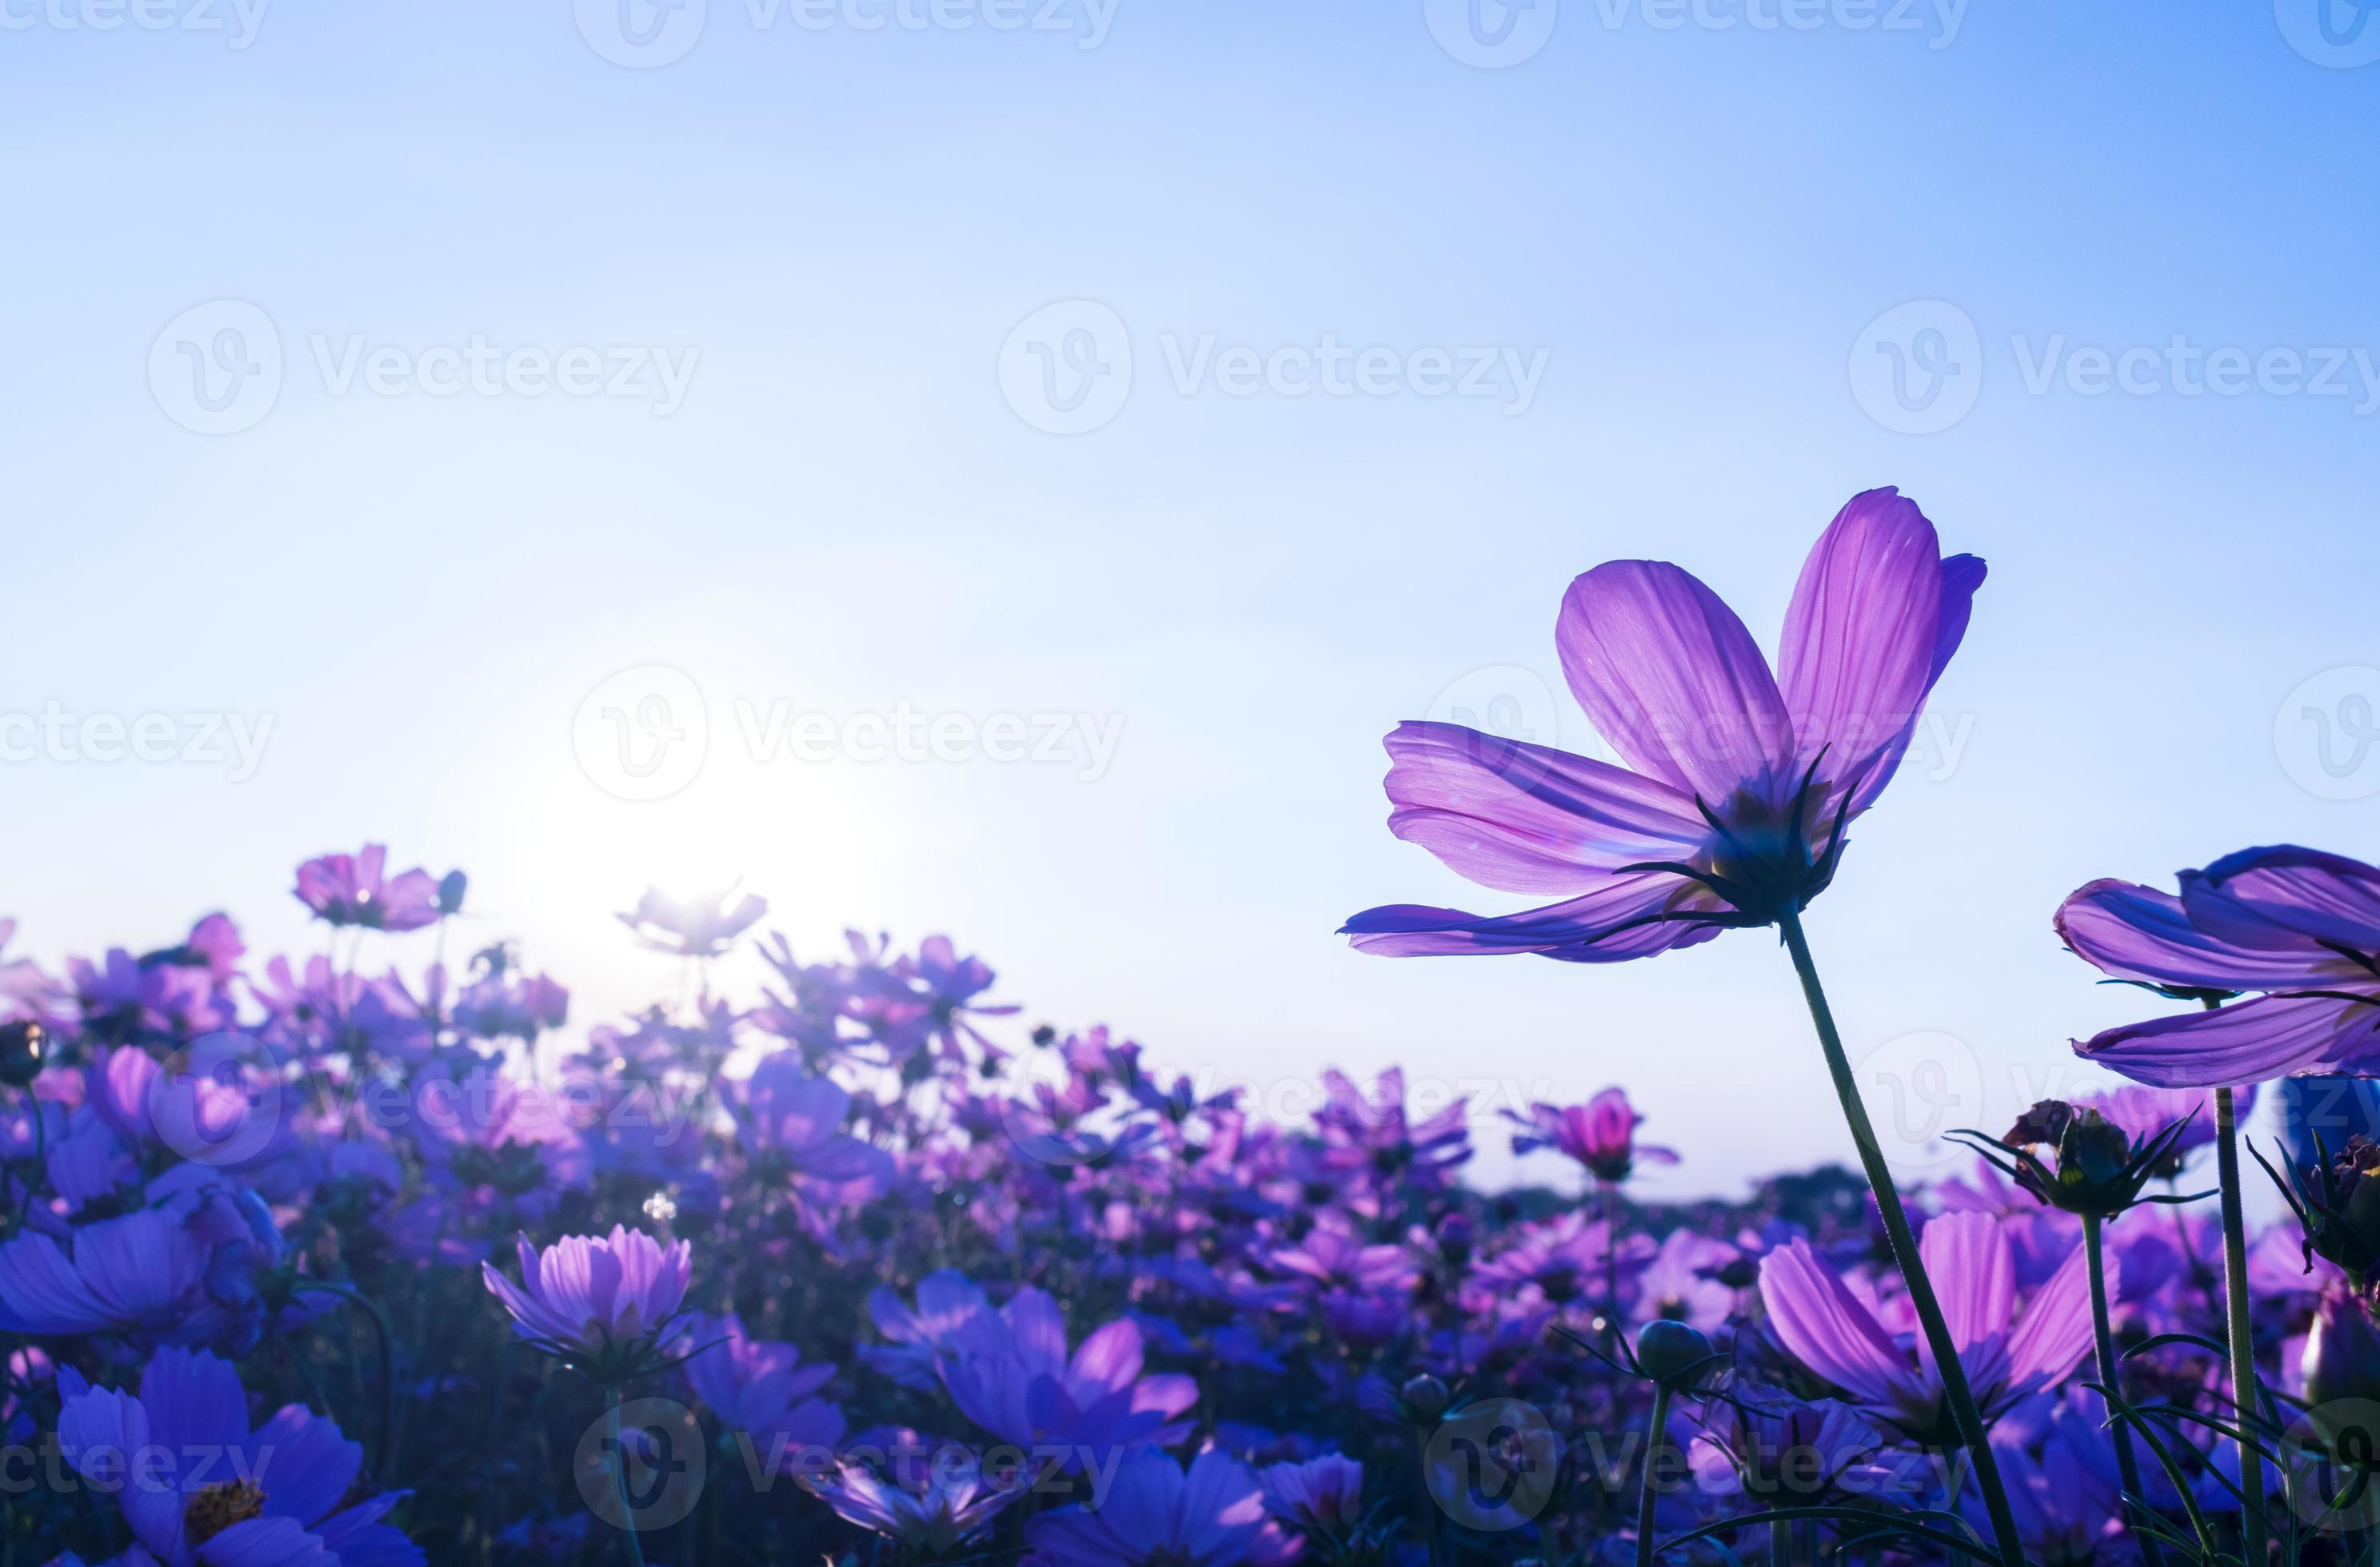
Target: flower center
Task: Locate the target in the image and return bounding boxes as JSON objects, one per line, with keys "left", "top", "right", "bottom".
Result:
{"left": 185, "top": 1479, "right": 267, "bottom": 1544}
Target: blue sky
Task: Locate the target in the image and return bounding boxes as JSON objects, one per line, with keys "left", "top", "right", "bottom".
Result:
{"left": 4, "top": 0, "right": 2377, "bottom": 1196}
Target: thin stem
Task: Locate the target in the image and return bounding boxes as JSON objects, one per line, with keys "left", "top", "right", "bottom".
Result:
{"left": 1775, "top": 907, "right": 2027, "bottom": 1567}
{"left": 1637, "top": 1382, "right": 1673, "bottom": 1567}
{"left": 2214, "top": 1079, "right": 2269, "bottom": 1564}
{"left": 294, "top": 1282, "right": 398, "bottom": 1483}
{"left": 608, "top": 1389, "right": 650, "bottom": 1567}
{"left": 1771, "top": 1516, "right": 1792, "bottom": 1567}
{"left": 2082, "top": 1212, "right": 2163, "bottom": 1567}
{"left": 1603, "top": 1179, "right": 1624, "bottom": 1342}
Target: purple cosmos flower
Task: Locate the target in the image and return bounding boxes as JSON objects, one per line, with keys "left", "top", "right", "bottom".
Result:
{"left": 617, "top": 886, "right": 769, "bottom": 959}
{"left": 1263, "top": 1223, "right": 1420, "bottom": 1295}
{"left": 1343, "top": 488, "right": 1982, "bottom": 959}
{"left": 1471, "top": 1213, "right": 1651, "bottom": 1307}
{"left": 2059, "top": 847, "right": 2380, "bottom": 1086}
{"left": 935, "top": 1287, "right": 1197, "bottom": 1465}
{"left": 681, "top": 1311, "right": 845, "bottom": 1451}
{"left": 1968, "top": 1392, "right": 2126, "bottom": 1564}
{"left": 864, "top": 1270, "right": 992, "bottom": 1392}
{"left": 1312, "top": 1069, "right": 1471, "bottom": 1189}
{"left": 294, "top": 846, "right": 443, "bottom": 933}
{"left": 1633, "top": 1227, "right": 1739, "bottom": 1331}
{"left": 1759, "top": 1211, "right": 2098, "bottom": 1443}
{"left": 1504, "top": 1087, "right": 1677, "bottom": 1183}
{"left": 0, "top": 1208, "right": 206, "bottom": 1339}
{"left": 55, "top": 1345, "right": 421, "bottom": 1565}
{"left": 481, "top": 1226, "right": 692, "bottom": 1362}
{"left": 1687, "top": 1384, "right": 1880, "bottom": 1502}
{"left": 898, "top": 935, "right": 1020, "bottom": 1061}
{"left": 1023, "top": 1448, "right": 1300, "bottom": 1567}
{"left": 1256, "top": 1453, "right": 1363, "bottom": 1531}
{"left": 726, "top": 1054, "right": 897, "bottom": 1203}
{"left": 804, "top": 1456, "right": 1024, "bottom": 1555}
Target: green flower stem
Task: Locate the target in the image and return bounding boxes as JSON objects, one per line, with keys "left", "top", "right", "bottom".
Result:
{"left": 2213, "top": 1079, "right": 2268, "bottom": 1564}
{"left": 608, "top": 1390, "right": 649, "bottom": 1567}
{"left": 1771, "top": 1516, "right": 1792, "bottom": 1567}
{"left": 1637, "top": 1382, "right": 1673, "bottom": 1567}
{"left": 1775, "top": 907, "right": 2027, "bottom": 1567}
{"left": 2081, "top": 1212, "right": 2162, "bottom": 1567}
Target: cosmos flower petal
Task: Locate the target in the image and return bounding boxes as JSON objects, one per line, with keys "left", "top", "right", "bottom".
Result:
{"left": 1842, "top": 551, "right": 1987, "bottom": 815}
{"left": 2073, "top": 991, "right": 2380, "bottom": 1087}
{"left": 1917, "top": 1213, "right": 2014, "bottom": 1358}
{"left": 2004, "top": 1242, "right": 2102, "bottom": 1397}
{"left": 248, "top": 1404, "right": 364, "bottom": 1529}
{"left": 1380, "top": 721, "right": 1708, "bottom": 894}
{"left": 1777, "top": 487, "right": 1945, "bottom": 796}
{"left": 1068, "top": 1319, "right": 1145, "bottom": 1392}
{"left": 0, "top": 1230, "right": 110, "bottom": 1334}
{"left": 2184, "top": 845, "right": 2380, "bottom": 955}
{"left": 1555, "top": 559, "right": 1792, "bottom": 804}
{"left": 138, "top": 1344, "right": 249, "bottom": 1457}
{"left": 2057, "top": 878, "right": 2323, "bottom": 991}
{"left": 1344, "top": 871, "right": 1722, "bottom": 959}
{"left": 196, "top": 1513, "right": 338, "bottom": 1567}
{"left": 1758, "top": 1239, "right": 1910, "bottom": 1410}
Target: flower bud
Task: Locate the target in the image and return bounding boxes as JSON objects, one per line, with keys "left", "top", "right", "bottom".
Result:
{"left": 1636, "top": 1319, "right": 1715, "bottom": 1391}
{"left": 1399, "top": 1374, "right": 1451, "bottom": 1421}
{"left": 0, "top": 1021, "right": 45, "bottom": 1089}
{"left": 2057, "top": 1110, "right": 2134, "bottom": 1194}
